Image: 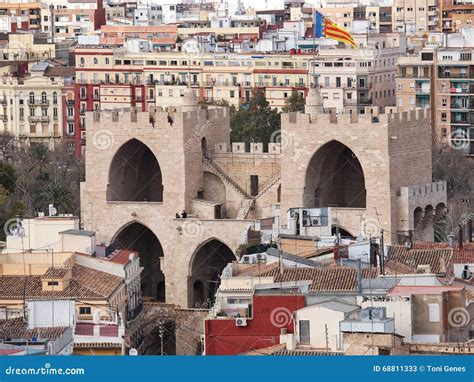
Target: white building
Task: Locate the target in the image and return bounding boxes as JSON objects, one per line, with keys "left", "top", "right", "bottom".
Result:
{"left": 0, "top": 62, "right": 64, "bottom": 147}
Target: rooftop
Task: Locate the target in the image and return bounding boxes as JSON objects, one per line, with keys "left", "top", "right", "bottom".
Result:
{"left": 0, "top": 265, "right": 123, "bottom": 301}
{"left": 42, "top": 267, "right": 70, "bottom": 279}
{"left": 385, "top": 245, "right": 453, "bottom": 275}
{"left": 261, "top": 266, "right": 378, "bottom": 293}
{"left": 0, "top": 318, "right": 68, "bottom": 342}
{"left": 60, "top": 229, "right": 95, "bottom": 237}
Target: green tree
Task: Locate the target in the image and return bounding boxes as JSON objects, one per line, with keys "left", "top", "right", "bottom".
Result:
{"left": 432, "top": 143, "right": 473, "bottom": 241}
{"left": 282, "top": 91, "right": 305, "bottom": 113}
{"left": 0, "top": 162, "right": 16, "bottom": 194}
{"left": 230, "top": 92, "right": 281, "bottom": 148}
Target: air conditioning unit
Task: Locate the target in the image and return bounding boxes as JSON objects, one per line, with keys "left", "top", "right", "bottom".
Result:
{"left": 235, "top": 318, "right": 247, "bottom": 327}
{"left": 241, "top": 255, "right": 254, "bottom": 264}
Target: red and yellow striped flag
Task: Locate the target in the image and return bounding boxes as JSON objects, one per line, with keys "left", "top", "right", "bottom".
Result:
{"left": 314, "top": 11, "right": 357, "bottom": 48}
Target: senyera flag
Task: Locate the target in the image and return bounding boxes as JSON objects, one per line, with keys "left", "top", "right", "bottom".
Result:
{"left": 314, "top": 11, "right": 356, "bottom": 48}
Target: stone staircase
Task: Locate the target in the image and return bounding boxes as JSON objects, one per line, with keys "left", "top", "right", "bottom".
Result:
{"left": 256, "top": 171, "right": 281, "bottom": 198}
{"left": 203, "top": 156, "right": 250, "bottom": 199}
{"left": 236, "top": 198, "right": 255, "bottom": 220}
{"left": 203, "top": 157, "right": 281, "bottom": 220}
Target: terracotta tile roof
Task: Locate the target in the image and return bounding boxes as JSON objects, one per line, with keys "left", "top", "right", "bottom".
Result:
{"left": 0, "top": 318, "right": 68, "bottom": 341}
{"left": 108, "top": 249, "right": 137, "bottom": 265}
{"left": 44, "top": 66, "right": 75, "bottom": 78}
{"left": 73, "top": 342, "right": 121, "bottom": 349}
{"left": 0, "top": 349, "right": 24, "bottom": 355}
{"left": 384, "top": 260, "right": 417, "bottom": 275}
{"left": 246, "top": 344, "right": 342, "bottom": 356}
{"left": 0, "top": 265, "right": 123, "bottom": 301}
{"left": 453, "top": 248, "right": 474, "bottom": 264}
{"left": 232, "top": 262, "right": 279, "bottom": 277}
{"left": 411, "top": 242, "right": 474, "bottom": 264}
{"left": 272, "top": 348, "right": 343, "bottom": 356}
{"left": 42, "top": 267, "right": 70, "bottom": 279}
{"left": 386, "top": 245, "right": 453, "bottom": 275}
{"left": 260, "top": 266, "right": 378, "bottom": 292}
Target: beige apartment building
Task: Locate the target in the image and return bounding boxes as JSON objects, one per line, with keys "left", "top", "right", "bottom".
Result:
{"left": 393, "top": 0, "right": 440, "bottom": 33}
{"left": 74, "top": 32, "right": 404, "bottom": 111}
{"left": 0, "top": 33, "right": 56, "bottom": 61}
{"left": 323, "top": 5, "right": 393, "bottom": 33}
{"left": 315, "top": 33, "right": 404, "bottom": 113}
{"left": 0, "top": 2, "right": 41, "bottom": 31}
{"left": 396, "top": 47, "right": 474, "bottom": 156}
{"left": 0, "top": 62, "right": 64, "bottom": 146}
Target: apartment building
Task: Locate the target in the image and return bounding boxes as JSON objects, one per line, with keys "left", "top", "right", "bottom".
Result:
{"left": 99, "top": 24, "right": 178, "bottom": 48}
{"left": 0, "top": 32, "right": 56, "bottom": 61}
{"left": 40, "top": 0, "right": 106, "bottom": 41}
{"left": 323, "top": 5, "right": 393, "bottom": 33}
{"left": 392, "top": 0, "right": 440, "bottom": 33}
{"left": 0, "top": 62, "right": 65, "bottom": 147}
{"left": 441, "top": 0, "right": 474, "bottom": 32}
{"left": 71, "top": 32, "right": 404, "bottom": 155}
{"left": 0, "top": 2, "right": 41, "bottom": 32}
{"left": 397, "top": 47, "right": 474, "bottom": 156}
{"left": 315, "top": 33, "right": 404, "bottom": 113}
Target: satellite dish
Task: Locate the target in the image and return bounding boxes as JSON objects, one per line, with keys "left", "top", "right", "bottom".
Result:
{"left": 129, "top": 348, "right": 138, "bottom": 356}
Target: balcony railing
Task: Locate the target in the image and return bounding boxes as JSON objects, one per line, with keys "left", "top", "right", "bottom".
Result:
{"left": 28, "top": 115, "right": 50, "bottom": 122}
{"left": 255, "top": 81, "right": 306, "bottom": 88}
{"left": 28, "top": 99, "right": 49, "bottom": 106}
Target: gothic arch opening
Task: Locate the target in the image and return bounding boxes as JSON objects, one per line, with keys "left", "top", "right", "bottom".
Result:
{"left": 107, "top": 139, "right": 163, "bottom": 202}
{"left": 113, "top": 222, "right": 165, "bottom": 301}
{"left": 304, "top": 140, "right": 366, "bottom": 208}
{"left": 188, "top": 239, "right": 235, "bottom": 308}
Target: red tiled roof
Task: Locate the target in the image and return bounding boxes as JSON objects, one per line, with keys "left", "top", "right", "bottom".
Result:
{"left": 386, "top": 245, "right": 453, "bottom": 274}
{"left": 453, "top": 248, "right": 474, "bottom": 264}
{"left": 0, "top": 265, "right": 123, "bottom": 300}
{"left": 42, "top": 267, "right": 70, "bottom": 279}
{"left": 73, "top": 342, "right": 121, "bottom": 349}
{"left": 0, "top": 349, "right": 24, "bottom": 355}
{"left": 108, "top": 249, "right": 137, "bottom": 265}
{"left": 261, "top": 266, "right": 378, "bottom": 292}
{"left": 0, "top": 318, "right": 68, "bottom": 341}
{"left": 412, "top": 242, "right": 474, "bottom": 264}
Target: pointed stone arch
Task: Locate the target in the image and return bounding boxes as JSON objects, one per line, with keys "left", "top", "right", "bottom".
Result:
{"left": 107, "top": 138, "right": 163, "bottom": 202}
{"left": 304, "top": 140, "right": 366, "bottom": 208}
{"left": 112, "top": 221, "right": 165, "bottom": 301}
{"left": 187, "top": 238, "right": 236, "bottom": 308}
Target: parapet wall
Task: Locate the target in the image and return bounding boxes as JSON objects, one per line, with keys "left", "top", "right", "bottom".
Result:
{"left": 89, "top": 106, "right": 228, "bottom": 129}
{"left": 282, "top": 106, "right": 430, "bottom": 127}
{"left": 213, "top": 141, "right": 281, "bottom": 154}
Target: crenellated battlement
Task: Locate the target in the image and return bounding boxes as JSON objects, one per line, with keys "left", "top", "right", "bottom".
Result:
{"left": 282, "top": 106, "right": 430, "bottom": 127}
{"left": 88, "top": 106, "right": 228, "bottom": 128}
{"left": 213, "top": 141, "right": 281, "bottom": 154}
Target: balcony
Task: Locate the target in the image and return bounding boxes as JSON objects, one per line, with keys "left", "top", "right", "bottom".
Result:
{"left": 28, "top": 115, "right": 50, "bottom": 123}
{"left": 255, "top": 81, "right": 306, "bottom": 88}
{"left": 28, "top": 99, "right": 49, "bottom": 106}
{"left": 438, "top": 71, "right": 472, "bottom": 79}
